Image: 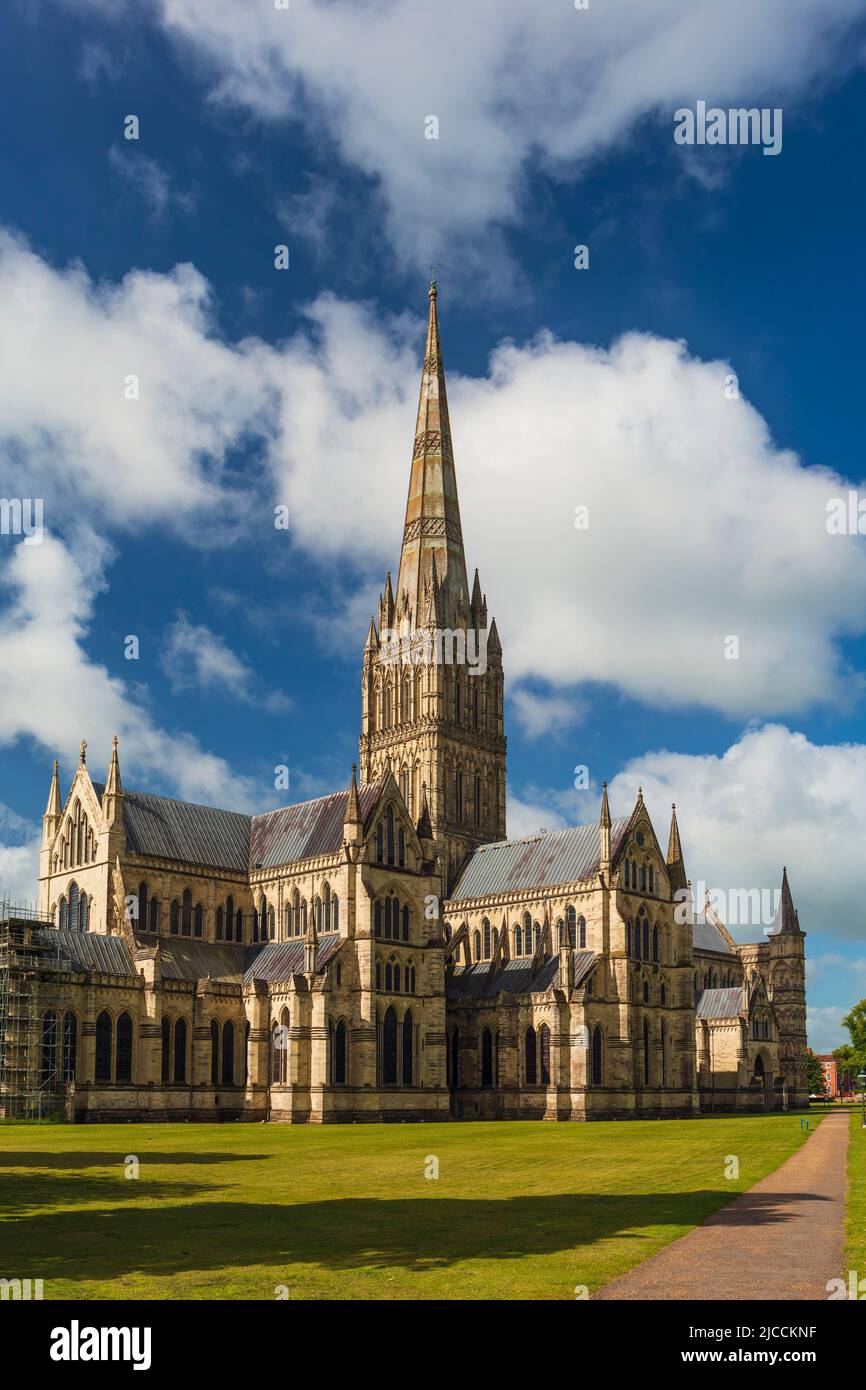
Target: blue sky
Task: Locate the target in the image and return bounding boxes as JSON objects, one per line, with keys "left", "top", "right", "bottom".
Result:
{"left": 2, "top": 0, "right": 866, "bottom": 1050}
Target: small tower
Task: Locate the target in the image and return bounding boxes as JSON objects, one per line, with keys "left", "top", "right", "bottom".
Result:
{"left": 39, "top": 759, "right": 63, "bottom": 883}
{"left": 767, "top": 866, "right": 808, "bottom": 1107}
{"left": 344, "top": 764, "right": 363, "bottom": 856}
{"left": 103, "top": 735, "right": 124, "bottom": 829}
{"left": 666, "top": 803, "right": 687, "bottom": 893}
{"left": 304, "top": 907, "right": 319, "bottom": 976}
{"left": 599, "top": 781, "right": 611, "bottom": 875}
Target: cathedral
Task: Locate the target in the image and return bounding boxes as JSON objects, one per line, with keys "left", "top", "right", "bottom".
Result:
{"left": 1, "top": 283, "right": 809, "bottom": 1122}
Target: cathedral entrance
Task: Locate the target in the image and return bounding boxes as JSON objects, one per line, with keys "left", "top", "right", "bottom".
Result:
{"left": 754, "top": 1052, "right": 773, "bottom": 1112}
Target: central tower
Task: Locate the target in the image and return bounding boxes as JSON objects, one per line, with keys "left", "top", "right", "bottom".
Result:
{"left": 359, "top": 282, "right": 507, "bottom": 893}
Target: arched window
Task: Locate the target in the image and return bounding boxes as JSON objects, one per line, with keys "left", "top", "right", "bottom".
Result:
{"left": 402, "top": 903, "right": 410, "bottom": 942}
{"left": 539, "top": 1023, "right": 551, "bottom": 1085}
{"left": 386, "top": 805, "right": 395, "bottom": 865}
{"left": 216, "top": 906, "right": 224, "bottom": 940}
{"left": 283, "top": 902, "right": 291, "bottom": 939}
{"left": 525, "top": 1026, "right": 537, "bottom": 1085}
{"left": 174, "top": 1018, "right": 187, "bottom": 1083}
{"left": 376, "top": 961, "right": 381, "bottom": 989}
{"left": 481, "top": 1027, "right": 494, "bottom": 1087}
{"left": 236, "top": 908, "right": 244, "bottom": 941}
{"left": 79, "top": 894, "right": 89, "bottom": 932}
{"left": 473, "top": 929, "right": 481, "bottom": 962}
{"left": 226, "top": 895, "right": 234, "bottom": 942}
{"left": 59, "top": 896, "right": 67, "bottom": 931}
{"left": 334, "top": 1018, "right": 347, "bottom": 1085}
{"left": 660, "top": 1022, "right": 667, "bottom": 1086}
{"left": 556, "top": 918, "right": 564, "bottom": 947}
{"left": 398, "top": 828, "right": 405, "bottom": 868}
{"left": 652, "top": 925, "right": 659, "bottom": 962}
{"left": 565, "top": 904, "right": 576, "bottom": 948}
{"left": 642, "top": 916, "right": 649, "bottom": 961}
{"left": 382, "top": 1006, "right": 398, "bottom": 1085}
{"left": 643, "top": 978, "right": 650, "bottom": 1004}
{"left": 643, "top": 1018, "right": 650, "bottom": 1087}
{"left": 210, "top": 1020, "right": 219, "bottom": 1084}
{"left": 649, "top": 865, "right": 654, "bottom": 895}
{"left": 482, "top": 918, "right": 491, "bottom": 959}
{"left": 577, "top": 916, "right": 586, "bottom": 950}
{"left": 314, "top": 896, "right": 322, "bottom": 933}
{"left": 95, "top": 1011, "right": 112, "bottom": 1082}
{"left": 182, "top": 888, "right": 192, "bottom": 937}
{"left": 640, "top": 864, "right": 646, "bottom": 892}
{"left": 332, "top": 896, "right": 339, "bottom": 934}
{"left": 410, "top": 965, "right": 416, "bottom": 993}
{"left": 376, "top": 821, "right": 384, "bottom": 862}
{"left": 515, "top": 924, "right": 522, "bottom": 956}
{"left": 660, "top": 983, "right": 667, "bottom": 1007}
{"left": 116, "top": 1013, "right": 133, "bottom": 1083}
{"left": 402, "top": 1010, "right": 414, "bottom": 1086}
{"left": 591, "top": 1026, "right": 603, "bottom": 1086}
{"left": 62, "top": 1011, "right": 77, "bottom": 1080}
{"left": 161, "top": 1017, "right": 171, "bottom": 1083}
{"left": 194, "top": 904, "right": 203, "bottom": 939}
{"left": 41, "top": 1010, "right": 57, "bottom": 1085}
{"left": 374, "top": 902, "right": 382, "bottom": 937}
{"left": 138, "top": 882, "right": 148, "bottom": 931}
{"left": 149, "top": 897, "right": 159, "bottom": 933}
{"left": 243, "top": 1021, "right": 250, "bottom": 1085}
{"left": 474, "top": 774, "right": 481, "bottom": 827}
{"left": 69, "top": 882, "right": 79, "bottom": 931}
{"left": 222, "top": 1021, "right": 235, "bottom": 1085}
{"left": 171, "top": 900, "right": 180, "bottom": 936}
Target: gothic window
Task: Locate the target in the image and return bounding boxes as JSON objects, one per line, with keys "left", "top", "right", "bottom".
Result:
{"left": 41, "top": 1010, "right": 57, "bottom": 1085}
{"left": 474, "top": 774, "right": 481, "bottom": 827}
{"left": 565, "top": 904, "right": 576, "bottom": 948}
{"left": 492, "top": 925, "right": 499, "bottom": 955}
{"left": 481, "top": 1028, "right": 494, "bottom": 1087}
{"left": 515, "top": 924, "right": 522, "bottom": 956}
{"left": 660, "top": 983, "right": 667, "bottom": 1006}
{"left": 62, "top": 1011, "right": 77, "bottom": 1081}
{"left": 79, "top": 894, "right": 89, "bottom": 932}
{"left": 455, "top": 677, "right": 462, "bottom": 723}
{"left": 283, "top": 902, "right": 290, "bottom": 938}
{"left": 660, "top": 1022, "right": 667, "bottom": 1086}
{"left": 314, "top": 897, "right": 322, "bottom": 933}
{"left": 149, "top": 896, "right": 159, "bottom": 933}
{"left": 577, "top": 916, "right": 587, "bottom": 950}
{"left": 385, "top": 961, "right": 393, "bottom": 991}
{"left": 226, "top": 895, "right": 234, "bottom": 942}
{"left": 482, "top": 917, "right": 491, "bottom": 958}
{"left": 534, "top": 923, "right": 541, "bottom": 953}
{"left": 182, "top": 888, "right": 192, "bottom": 937}
{"left": 376, "top": 821, "right": 384, "bottom": 862}
{"left": 69, "top": 882, "right": 79, "bottom": 931}
{"left": 402, "top": 904, "right": 409, "bottom": 941}
{"left": 332, "top": 895, "right": 339, "bottom": 934}
{"left": 625, "top": 920, "right": 631, "bottom": 955}
{"left": 59, "top": 896, "right": 67, "bottom": 931}
{"left": 402, "top": 1010, "right": 414, "bottom": 1085}
{"left": 216, "top": 907, "right": 224, "bottom": 940}
{"left": 642, "top": 916, "right": 649, "bottom": 961}
{"left": 333, "top": 1018, "right": 348, "bottom": 1085}
{"left": 525, "top": 1026, "right": 537, "bottom": 1085}
{"left": 649, "top": 865, "right": 654, "bottom": 895}
{"left": 473, "top": 929, "right": 481, "bottom": 961}
{"left": 643, "top": 1018, "right": 650, "bottom": 1087}
{"left": 387, "top": 805, "right": 395, "bottom": 865}
{"left": 194, "top": 904, "right": 203, "bottom": 939}
{"left": 591, "top": 1026, "right": 603, "bottom": 1086}
{"left": 210, "top": 1020, "right": 219, "bottom": 1084}
{"left": 643, "top": 978, "right": 650, "bottom": 1004}
{"left": 161, "top": 1017, "right": 171, "bottom": 1083}
{"left": 539, "top": 1023, "right": 551, "bottom": 1085}
{"left": 116, "top": 1013, "right": 133, "bottom": 1083}
{"left": 640, "top": 864, "right": 647, "bottom": 892}
{"left": 138, "top": 882, "right": 148, "bottom": 931}
{"left": 222, "top": 1021, "right": 235, "bottom": 1085}
{"left": 652, "top": 925, "right": 659, "bottom": 963}
{"left": 374, "top": 902, "right": 382, "bottom": 937}
{"left": 336, "top": 962, "right": 342, "bottom": 986}
{"left": 236, "top": 908, "right": 244, "bottom": 941}
{"left": 398, "top": 828, "right": 405, "bottom": 868}
{"left": 556, "top": 918, "right": 564, "bottom": 947}
{"left": 174, "top": 1018, "right": 187, "bottom": 1083}
{"left": 376, "top": 961, "right": 381, "bottom": 989}
{"left": 95, "top": 1011, "right": 112, "bottom": 1082}
{"left": 392, "top": 956, "right": 401, "bottom": 992}
{"left": 473, "top": 684, "right": 479, "bottom": 730}
{"left": 382, "top": 1006, "right": 398, "bottom": 1085}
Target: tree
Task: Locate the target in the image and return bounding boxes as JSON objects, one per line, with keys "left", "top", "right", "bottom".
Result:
{"left": 805, "top": 1051, "right": 825, "bottom": 1095}
{"left": 840, "top": 1000, "right": 866, "bottom": 1077}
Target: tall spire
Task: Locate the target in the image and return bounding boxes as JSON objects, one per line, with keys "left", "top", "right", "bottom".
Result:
{"left": 103, "top": 734, "right": 123, "bottom": 830}
{"left": 42, "top": 759, "right": 62, "bottom": 846}
{"left": 773, "top": 866, "right": 801, "bottom": 934}
{"left": 666, "top": 803, "right": 687, "bottom": 892}
{"left": 395, "top": 280, "right": 469, "bottom": 628}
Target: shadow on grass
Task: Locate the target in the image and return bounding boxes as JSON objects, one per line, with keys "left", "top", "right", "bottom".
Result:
{"left": 0, "top": 1152, "right": 268, "bottom": 1168}
{"left": 0, "top": 1170, "right": 212, "bottom": 1214}
{"left": 0, "top": 1189, "right": 832, "bottom": 1284}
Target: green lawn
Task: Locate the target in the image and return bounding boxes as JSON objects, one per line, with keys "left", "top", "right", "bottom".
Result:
{"left": 0, "top": 1113, "right": 820, "bottom": 1300}
{"left": 846, "top": 1111, "right": 866, "bottom": 1278}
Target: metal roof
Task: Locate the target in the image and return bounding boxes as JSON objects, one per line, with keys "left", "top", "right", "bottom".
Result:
{"left": 693, "top": 917, "right": 734, "bottom": 955}
{"left": 448, "top": 819, "right": 630, "bottom": 901}
{"left": 91, "top": 779, "right": 386, "bottom": 874}
{"left": 696, "top": 986, "right": 744, "bottom": 1020}
{"left": 446, "top": 950, "right": 594, "bottom": 1000}
{"left": 32, "top": 927, "right": 135, "bottom": 976}
{"left": 249, "top": 783, "right": 384, "bottom": 870}
{"left": 148, "top": 937, "right": 245, "bottom": 983}
{"left": 244, "top": 934, "right": 342, "bottom": 983}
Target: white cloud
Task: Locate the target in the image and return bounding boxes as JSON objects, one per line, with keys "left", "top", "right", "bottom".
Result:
{"left": 806, "top": 1005, "right": 851, "bottom": 1056}
{"left": 511, "top": 689, "right": 586, "bottom": 740}
{"left": 0, "top": 534, "right": 265, "bottom": 811}
{"left": 0, "top": 229, "right": 273, "bottom": 533}
{"left": 107, "top": 146, "right": 195, "bottom": 221}
{"left": 162, "top": 611, "right": 290, "bottom": 712}
{"left": 0, "top": 805, "right": 41, "bottom": 908}
{"left": 70, "top": 0, "right": 866, "bottom": 269}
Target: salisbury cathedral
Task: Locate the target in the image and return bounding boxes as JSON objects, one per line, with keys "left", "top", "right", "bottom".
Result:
{"left": 0, "top": 284, "right": 809, "bottom": 1122}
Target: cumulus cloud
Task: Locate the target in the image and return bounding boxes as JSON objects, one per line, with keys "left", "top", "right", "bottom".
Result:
{"left": 0, "top": 229, "right": 273, "bottom": 532}
{"left": 68, "top": 0, "right": 866, "bottom": 268}
{"left": 0, "top": 534, "right": 265, "bottom": 810}
{"left": 0, "top": 805, "right": 41, "bottom": 907}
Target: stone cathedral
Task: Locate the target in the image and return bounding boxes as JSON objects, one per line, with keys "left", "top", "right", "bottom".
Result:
{"left": 4, "top": 284, "right": 809, "bottom": 1123}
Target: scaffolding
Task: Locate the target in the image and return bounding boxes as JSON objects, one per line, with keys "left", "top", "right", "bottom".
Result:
{"left": 0, "top": 900, "right": 68, "bottom": 1120}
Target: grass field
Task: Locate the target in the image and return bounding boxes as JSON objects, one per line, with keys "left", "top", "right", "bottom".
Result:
{"left": 845, "top": 1110, "right": 866, "bottom": 1278}
{"left": 0, "top": 1113, "right": 821, "bottom": 1300}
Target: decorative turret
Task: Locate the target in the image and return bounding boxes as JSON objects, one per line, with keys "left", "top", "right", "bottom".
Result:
{"left": 42, "top": 759, "right": 62, "bottom": 843}
{"left": 666, "top": 803, "right": 688, "bottom": 893}
{"left": 599, "top": 781, "right": 611, "bottom": 873}
{"left": 344, "top": 764, "right": 363, "bottom": 853}
{"left": 772, "top": 866, "right": 801, "bottom": 934}
{"left": 103, "top": 734, "right": 123, "bottom": 829}
{"left": 304, "top": 907, "right": 319, "bottom": 975}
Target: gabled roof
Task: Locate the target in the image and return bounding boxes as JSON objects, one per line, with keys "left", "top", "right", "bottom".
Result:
{"left": 90, "top": 779, "right": 387, "bottom": 874}
{"left": 447, "top": 949, "right": 594, "bottom": 1000}
{"left": 32, "top": 926, "right": 135, "bottom": 976}
{"left": 696, "top": 986, "right": 744, "bottom": 1020}
{"left": 448, "top": 820, "right": 630, "bottom": 901}
{"left": 693, "top": 916, "right": 735, "bottom": 956}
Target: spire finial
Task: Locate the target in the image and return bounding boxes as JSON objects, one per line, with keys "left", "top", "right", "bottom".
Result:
{"left": 79, "top": 739, "right": 86, "bottom": 766}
